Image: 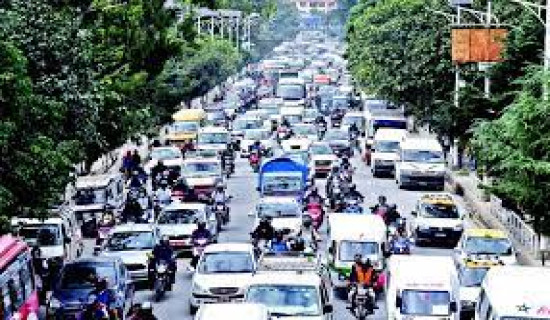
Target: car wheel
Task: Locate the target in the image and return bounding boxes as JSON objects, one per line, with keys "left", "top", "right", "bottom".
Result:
{"left": 189, "top": 303, "right": 199, "bottom": 315}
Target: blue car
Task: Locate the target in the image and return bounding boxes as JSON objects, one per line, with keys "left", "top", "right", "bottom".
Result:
{"left": 47, "top": 256, "right": 135, "bottom": 319}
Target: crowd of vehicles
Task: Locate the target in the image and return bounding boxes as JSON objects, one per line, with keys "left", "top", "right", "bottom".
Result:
{"left": 3, "top": 30, "right": 547, "bottom": 320}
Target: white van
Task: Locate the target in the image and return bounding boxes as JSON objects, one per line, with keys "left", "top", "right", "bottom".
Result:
{"left": 475, "top": 266, "right": 550, "bottom": 320}
{"left": 371, "top": 128, "right": 407, "bottom": 177}
{"left": 387, "top": 255, "right": 460, "bottom": 320}
{"left": 195, "top": 303, "right": 270, "bottom": 320}
{"left": 12, "top": 212, "right": 83, "bottom": 267}
{"left": 327, "top": 214, "right": 388, "bottom": 293}
{"left": 395, "top": 137, "right": 445, "bottom": 190}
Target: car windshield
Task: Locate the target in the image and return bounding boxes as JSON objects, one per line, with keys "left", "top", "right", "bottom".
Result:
{"left": 18, "top": 224, "right": 62, "bottom": 246}
{"left": 277, "top": 84, "right": 306, "bottom": 100}
{"left": 198, "top": 252, "right": 254, "bottom": 274}
{"left": 247, "top": 285, "right": 321, "bottom": 316}
{"left": 151, "top": 148, "right": 181, "bottom": 160}
{"left": 464, "top": 237, "right": 512, "bottom": 255}
{"left": 158, "top": 209, "right": 199, "bottom": 224}
{"left": 401, "top": 290, "right": 451, "bottom": 316}
{"left": 263, "top": 174, "right": 303, "bottom": 194}
{"left": 343, "top": 116, "right": 363, "bottom": 126}
{"left": 310, "top": 144, "right": 333, "bottom": 155}
{"left": 60, "top": 262, "right": 116, "bottom": 290}
{"left": 198, "top": 132, "right": 228, "bottom": 144}
{"left": 332, "top": 97, "right": 349, "bottom": 108}
{"left": 339, "top": 241, "right": 379, "bottom": 261}
{"left": 244, "top": 130, "right": 271, "bottom": 140}
{"left": 420, "top": 203, "right": 460, "bottom": 219}
{"left": 258, "top": 202, "right": 300, "bottom": 218}
{"left": 105, "top": 231, "right": 154, "bottom": 251}
{"left": 75, "top": 188, "right": 107, "bottom": 206}
{"left": 172, "top": 121, "right": 198, "bottom": 133}
{"left": 207, "top": 112, "right": 225, "bottom": 121}
{"left": 293, "top": 126, "right": 316, "bottom": 136}
{"left": 234, "top": 119, "right": 262, "bottom": 130}
{"left": 402, "top": 150, "right": 444, "bottom": 163}
{"left": 460, "top": 267, "right": 490, "bottom": 287}
{"left": 182, "top": 162, "right": 220, "bottom": 178}
{"left": 374, "top": 140, "right": 400, "bottom": 153}
{"left": 325, "top": 130, "right": 348, "bottom": 140}
{"left": 303, "top": 110, "right": 318, "bottom": 118}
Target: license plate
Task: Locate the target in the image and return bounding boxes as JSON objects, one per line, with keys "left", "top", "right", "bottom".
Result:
{"left": 418, "top": 181, "right": 428, "bottom": 186}
{"left": 435, "top": 233, "right": 446, "bottom": 237}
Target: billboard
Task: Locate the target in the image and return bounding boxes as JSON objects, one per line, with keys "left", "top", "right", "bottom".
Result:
{"left": 451, "top": 28, "right": 508, "bottom": 64}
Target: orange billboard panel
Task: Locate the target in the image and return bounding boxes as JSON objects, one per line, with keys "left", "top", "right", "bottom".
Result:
{"left": 451, "top": 28, "right": 508, "bottom": 64}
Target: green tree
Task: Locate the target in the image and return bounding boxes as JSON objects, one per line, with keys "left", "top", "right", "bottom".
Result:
{"left": 472, "top": 70, "right": 550, "bottom": 235}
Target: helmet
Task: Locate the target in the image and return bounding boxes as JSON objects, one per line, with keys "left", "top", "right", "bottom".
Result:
{"left": 198, "top": 221, "right": 207, "bottom": 230}
{"left": 161, "top": 235, "right": 170, "bottom": 246}
{"left": 96, "top": 277, "right": 108, "bottom": 291}
{"left": 362, "top": 258, "right": 372, "bottom": 268}
{"left": 254, "top": 140, "right": 261, "bottom": 145}
{"left": 349, "top": 183, "right": 357, "bottom": 191}
{"left": 354, "top": 254, "right": 362, "bottom": 263}
{"left": 292, "top": 237, "right": 305, "bottom": 251}
{"left": 216, "top": 182, "right": 224, "bottom": 190}
{"left": 310, "top": 186, "right": 318, "bottom": 194}
{"left": 378, "top": 195, "right": 387, "bottom": 204}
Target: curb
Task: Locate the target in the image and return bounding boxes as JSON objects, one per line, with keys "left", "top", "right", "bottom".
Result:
{"left": 446, "top": 172, "right": 539, "bottom": 266}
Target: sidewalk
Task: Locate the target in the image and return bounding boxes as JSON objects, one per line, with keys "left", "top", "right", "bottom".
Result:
{"left": 446, "top": 170, "right": 549, "bottom": 267}
{"left": 89, "top": 135, "right": 150, "bottom": 175}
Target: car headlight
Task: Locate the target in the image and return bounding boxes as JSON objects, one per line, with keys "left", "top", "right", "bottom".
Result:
{"left": 417, "top": 224, "right": 430, "bottom": 231}
{"left": 192, "top": 282, "right": 210, "bottom": 294}
{"left": 49, "top": 297, "right": 62, "bottom": 310}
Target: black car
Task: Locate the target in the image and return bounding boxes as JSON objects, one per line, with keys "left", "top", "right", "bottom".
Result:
{"left": 47, "top": 256, "right": 135, "bottom": 319}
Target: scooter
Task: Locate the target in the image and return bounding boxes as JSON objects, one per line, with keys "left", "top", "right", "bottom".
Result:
{"left": 153, "top": 261, "right": 170, "bottom": 302}
{"left": 343, "top": 198, "right": 363, "bottom": 214}
{"left": 389, "top": 237, "right": 412, "bottom": 255}
{"left": 318, "top": 122, "right": 327, "bottom": 140}
{"left": 214, "top": 201, "right": 230, "bottom": 230}
{"left": 191, "top": 238, "right": 209, "bottom": 269}
{"left": 96, "top": 214, "right": 116, "bottom": 245}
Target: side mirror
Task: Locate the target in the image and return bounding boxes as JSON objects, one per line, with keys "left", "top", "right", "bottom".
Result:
{"left": 323, "top": 304, "right": 333, "bottom": 314}
{"left": 248, "top": 211, "right": 256, "bottom": 217}
{"left": 395, "top": 296, "right": 402, "bottom": 308}
{"left": 411, "top": 211, "right": 418, "bottom": 217}
{"left": 93, "top": 245, "right": 101, "bottom": 256}
{"left": 383, "top": 250, "right": 392, "bottom": 259}
{"left": 450, "top": 301, "right": 457, "bottom": 313}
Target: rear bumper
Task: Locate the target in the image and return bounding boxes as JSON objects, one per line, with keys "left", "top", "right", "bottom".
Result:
{"left": 400, "top": 175, "right": 444, "bottom": 188}
{"left": 415, "top": 228, "right": 462, "bottom": 243}
{"left": 190, "top": 294, "right": 245, "bottom": 307}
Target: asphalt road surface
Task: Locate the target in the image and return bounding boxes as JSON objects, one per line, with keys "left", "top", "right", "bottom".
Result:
{"left": 79, "top": 151, "right": 469, "bottom": 320}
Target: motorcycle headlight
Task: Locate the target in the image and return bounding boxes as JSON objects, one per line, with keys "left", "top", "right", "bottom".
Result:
{"left": 157, "top": 264, "right": 168, "bottom": 273}
{"left": 192, "top": 282, "right": 209, "bottom": 294}
{"left": 49, "top": 297, "right": 62, "bottom": 310}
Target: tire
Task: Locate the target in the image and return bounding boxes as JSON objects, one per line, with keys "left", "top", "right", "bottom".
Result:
{"left": 154, "top": 279, "right": 164, "bottom": 302}
{"left": 189, "top": 303, "right": 199, "bottom": 315}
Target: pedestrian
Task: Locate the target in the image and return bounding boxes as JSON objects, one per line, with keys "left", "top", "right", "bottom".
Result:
{"left": 131, "top": 149, "right": 141, "bottom": 169}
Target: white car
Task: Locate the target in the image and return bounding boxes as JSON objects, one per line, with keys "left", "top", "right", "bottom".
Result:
{"left": 309, "top": 142, "right": 337, "bottom": 178}
{"left": 181, "top": 158, "right": 224, "bottom": 196}
{"left": 410, "top": 193, "right": 465, "bottom": 246}
{"left": 250, "top": 196, "right": 303, "bottom": 235}
{"left": 189, "top": 243, "right": 256, "bottom": 314}
{"left": 194, "top": 303, "right": 269, "bottom": 320}
{"left": 145, "top": 146, "right": 184, "bottom": 174}
{"left": 281, "top": 137, "right": 312, "bottom": 153}
{"left": 99, "top": 224, "right": 156, "bottom": 283}
{"left": 292, "top": 123, "right": 319, "bottom": 141}
{"left": 156, "top": 202, "right": 217, "bottom": 253}
{"left": 197, "top": 127, "right": 231, "bottom": 154}
{"left": 240, "top": 128, "right": 274, "bottom": 158}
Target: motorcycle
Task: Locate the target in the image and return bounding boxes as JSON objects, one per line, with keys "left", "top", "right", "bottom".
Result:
{"left": 153, "top": 261, "right": 170, "bottom": 302}
{"left": 305, "top": 202, "right": 324, "bottom": 231}
{"left": 214, "top": 201, "right": 230, "bottom": 230}
{"left": 191, "top": 238, "right": 209, "bottom": 268}
{"left": 352, "top": 285, "right": 376, "bottom": 320}
{"left": 318, "top": 122, "right": 327, "bottom": 140}
{"left": 343, "top": 198, "right": 363, "bottom": 214}
{"left": 96, "top": 214, "right": 116, "bottom": 245}
{"left": 276, "top": 126, "right": 291, "bottom": 142}
{"left": 77, "top": 294, "right": 111, "bottom": 320}
{"left": 389, "top": 237, "right": 412, "bottom": 255}
{"left": 250, "top": 233, "right": 270, "bottom": 257}
{"left": 249, "top": 150, "right": 261, "bottom": 173}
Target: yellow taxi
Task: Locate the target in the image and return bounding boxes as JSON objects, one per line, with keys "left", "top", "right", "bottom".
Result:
{"left": 457, "top": 255, "right": 503, "bottom": 317}
{"left": 453, "top": 228, "right": 516, "bottom": 265}
{"left": 166, "top": 109, "right": 206, "bottom": 145}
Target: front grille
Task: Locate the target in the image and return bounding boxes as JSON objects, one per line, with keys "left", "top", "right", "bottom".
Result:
{"left": 210, "top": 287, "right": 239, "bottom": 295}
{"left": 125, "top": 263, "right": 146, "bottom": 271}
{"left": 315, "top": 160, "right": 332, "bottom": 166}
{"left": 429, "top": 227, "right": 453, "bottom": 232}
{"left": 169, "top": 235, "right": 190, "bottom": 241}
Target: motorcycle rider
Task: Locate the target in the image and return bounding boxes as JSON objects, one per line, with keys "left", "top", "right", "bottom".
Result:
{"left": 155, "top": 182, "right": 172, "bottom": 206}
{"left": 298, "top": 217, "right": 319, "bottom": 250}
{"left": 304, "top": 186, "right": 324, "bottom": 205}
{"left": 150, "top": 236, "right": 176, "bottom": 287}
{"left": 122, "top": 198, "right": 143, "bottom": 223}
{"left": 270, "top": 231, "right": 289, "bottom": 253}
{"left": 348, "top": 122, "right": 360, "bottom": 139}
{"left": 151, "top": 160, "right": 167, "bottom": 189}
{"left": 128, "top": 302, "right": 157, "bottom": 320}
{"left": 252, "top": 217, "right": 275, "bottom": 242}
{"left": 348, "top": 255, "right": 377, "bottom": 313}
{"left": 371, "top": 196, "right": 401, "bottom": 225}
{"left": 79, "top": 295, "right": 109, "bottom": 320}
{"left": 345, "top": 184, "right": 365, "bottom": 202}
{"left": 190, "top": 222, "right": 212, "bottom": 268}
{"left": 249, "top": 140, "right": 263, "bottom": 155}
{"left": 390, "top": 228, "right": 412, "bottom": 253}
{"left": 211, "top": 182, "right": 227, "bottom": 204}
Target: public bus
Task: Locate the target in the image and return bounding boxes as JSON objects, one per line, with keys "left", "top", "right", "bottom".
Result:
{"left": 0, "top": 235, "right": 39, "bottom": 320}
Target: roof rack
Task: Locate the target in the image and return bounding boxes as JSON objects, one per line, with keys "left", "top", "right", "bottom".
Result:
{"left": 256, "top": 251, "right": 322, "bottom": 273}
